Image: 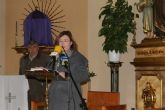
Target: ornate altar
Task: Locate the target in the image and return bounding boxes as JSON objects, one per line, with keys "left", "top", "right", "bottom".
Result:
{"left": 12, "top": 0, "right": 65, "bottom": 54}
{"left": 12, "top": 46, "right": 54, "bottom": 55}
{"left": 131, "top": 0, "right": 165, "bottom": 109}
{"left": 131, "top": 38, "right": 165, "bottom": 110}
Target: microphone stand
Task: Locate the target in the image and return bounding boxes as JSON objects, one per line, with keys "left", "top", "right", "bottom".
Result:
{"left": 45, "top": 55, "right": 56, "bottom": 110}
{"left": 63, "top": 49, "right": 88, "bottom": 110}
{"left": 52, "top": 56, "right": 56, "bottom": 71}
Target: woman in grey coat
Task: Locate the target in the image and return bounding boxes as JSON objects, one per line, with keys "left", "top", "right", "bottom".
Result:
{"left": 48, "top": 31, "right": 90, "bottom": 110}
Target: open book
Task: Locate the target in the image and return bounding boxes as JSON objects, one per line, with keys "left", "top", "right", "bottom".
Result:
{"left": 30, "top": 67, "right": 49, "bottom": 71}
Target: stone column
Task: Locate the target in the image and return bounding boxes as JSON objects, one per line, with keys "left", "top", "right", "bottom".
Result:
{"left": 108, "top": 62, "right": 122, "bottom": 92}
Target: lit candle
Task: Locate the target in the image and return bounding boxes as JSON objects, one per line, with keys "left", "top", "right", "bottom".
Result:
{"left": 15, "top": 21, "right": 18, "bottom": 46}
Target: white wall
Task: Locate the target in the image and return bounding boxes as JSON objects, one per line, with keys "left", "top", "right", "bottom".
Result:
{"left": 0, "top": 0, "right": 6, "bottom": 74}
{"left": 88, "top": 0, "right": 110, "bottom": 91}
{"left": 88, "top": 0, "right": 144, "bottom": 109}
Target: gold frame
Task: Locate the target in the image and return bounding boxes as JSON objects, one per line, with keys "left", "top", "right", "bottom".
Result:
{"left": 136, "top": 73, "right": 162, "bottom": 110}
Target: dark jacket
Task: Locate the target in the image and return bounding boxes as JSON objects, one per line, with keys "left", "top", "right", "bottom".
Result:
{"left": 19, "top": 52, "right": 50, "bottom": 109}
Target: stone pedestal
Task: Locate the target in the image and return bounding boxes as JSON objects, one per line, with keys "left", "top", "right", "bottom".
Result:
{"left": 108, "top": 62, "right": 122, "bottom": 92}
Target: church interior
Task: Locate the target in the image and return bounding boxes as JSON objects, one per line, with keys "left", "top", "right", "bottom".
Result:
{"left": 0, "top": 0, "right": 165, "bottom": 110}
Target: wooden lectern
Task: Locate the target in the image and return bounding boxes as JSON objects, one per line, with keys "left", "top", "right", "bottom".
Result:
{"left": 26, "top": 69, "right": 57, "bottom": 110}
{"left": 31, "top": 101, "right": 46, "bottom": 110}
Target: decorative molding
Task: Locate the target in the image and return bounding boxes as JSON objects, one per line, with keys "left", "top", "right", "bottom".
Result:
{"left": 136, "top": 47, "right": 165, "bottom": 58}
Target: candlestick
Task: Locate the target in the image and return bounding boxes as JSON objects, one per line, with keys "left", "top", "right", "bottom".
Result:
{"left": 15, "top": 21, "right": 18, "bottom": 46}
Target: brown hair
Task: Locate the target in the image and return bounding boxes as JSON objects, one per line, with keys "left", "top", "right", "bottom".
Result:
{"left": 55, "top": 31, "right": 78, "bottom": 50}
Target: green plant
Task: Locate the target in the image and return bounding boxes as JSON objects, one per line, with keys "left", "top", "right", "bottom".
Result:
{"left": 88, "top": 71, "right": 96, "bottom": 78}
{"left": 98, "top": 0, "right": 135, "bottom": 53}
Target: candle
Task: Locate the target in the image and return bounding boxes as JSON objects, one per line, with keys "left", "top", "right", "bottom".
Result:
{"left": 15, "top": 21, "right": 18, "bottom": 46}
{"left": 16, "top": 21, "right": 17, "bottom": 36}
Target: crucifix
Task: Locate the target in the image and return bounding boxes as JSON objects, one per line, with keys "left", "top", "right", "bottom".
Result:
{"left": 5, "top": 92, "right": 16, "bottom": 103}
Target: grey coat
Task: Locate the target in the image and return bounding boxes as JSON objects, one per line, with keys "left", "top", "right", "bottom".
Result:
{"left": 48, "top": 50, "right": 90, "bottom": 110}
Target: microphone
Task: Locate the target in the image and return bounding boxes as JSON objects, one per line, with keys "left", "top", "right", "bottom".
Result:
{"left": 60, "top": 53, "right": 69, "bottom": 68}
{"left": 50, "top": 45, "right": 62, "bottom": 57}
{"left": 49, "top": 45, "right": 62, "bottom": 71}
{"left": 60, "top": 46, "right": 69, "bottom": 68}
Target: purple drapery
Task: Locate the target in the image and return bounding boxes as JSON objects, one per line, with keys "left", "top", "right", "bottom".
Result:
{"left": 24, "top": 10, "right": 53, "bottom": 47}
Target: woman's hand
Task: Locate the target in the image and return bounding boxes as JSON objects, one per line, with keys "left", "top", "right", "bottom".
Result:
{"left": 58, "top": 71, "right": 66, "bottom": 78}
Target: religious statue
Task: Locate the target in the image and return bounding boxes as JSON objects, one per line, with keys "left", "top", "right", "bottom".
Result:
{"left": 135, "top": 0, "right": 154, "bottom": 38}
{"left": 142, "top": 82, "right": 156, "bottom": 109}
{"left": 154, "top": 0, "right": 165, "bottom": 37}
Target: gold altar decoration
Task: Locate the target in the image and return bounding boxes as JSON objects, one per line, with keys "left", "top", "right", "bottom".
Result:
{"left": 136, "top": 73, "right": 162, "bottom": 110}
{"left": 136, "top": 47, "right": 165, "bottom": 58}
{"left": 142, "top": 82, "right": 156, "bottom": 109}
{"left": 131, "top": 38, "right": 165, "bottom": 109}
